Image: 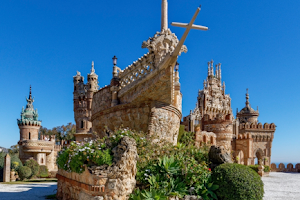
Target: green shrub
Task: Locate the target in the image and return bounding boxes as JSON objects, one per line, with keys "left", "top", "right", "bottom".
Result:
{"left": 212, "top": 163, "right": 264, "bottom": 200}
{"left": 38, "top": 165, "right": 49, "bottom": 178}
{"left": 177, "top": 125, "right": 185, "bottom": 144}
{"left": 19, "top": 166, "right": 32, "bottom": 180}
{"left": 264, "top": 165, "right": 270, "bottom": 172}
{"left": 248, "top": 165, "right": 270, "bottom": 173}
{"left": 25, "top": 159, "right": 40, "bottom": 177}
{"left": 57, "top": 138, "right": 113, "bottom": 173}
{"left": 11, "top": 154, "right": 23, "bottom": 171}
{"left": 248, "top": 165, "right": 259, "bottom": 172}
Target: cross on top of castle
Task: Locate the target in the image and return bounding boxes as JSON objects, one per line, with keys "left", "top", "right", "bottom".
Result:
{"left": 160, "top": 0, "right": 209, "bottom": 61}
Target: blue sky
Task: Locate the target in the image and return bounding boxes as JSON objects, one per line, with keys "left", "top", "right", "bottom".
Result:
{"left": 1, "top": 0, "right": 299, "bottom": 163}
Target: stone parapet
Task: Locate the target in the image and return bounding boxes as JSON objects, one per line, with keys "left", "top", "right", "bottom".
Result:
{"left": 271, "top": 163, "right": 300, "bottom": 172}
{"left": 19, "top": 140, "right": 55, "bottom": 153}
{"left": 57, "top": 136, "right": 138, "bottom": 200}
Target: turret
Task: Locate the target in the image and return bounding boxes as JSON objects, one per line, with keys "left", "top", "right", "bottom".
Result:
{"left": 17, "top": 86, "right": 41, "bottom": 141}
{"left": 87, "top": 61, "right": 99, "bottom": 93}
{"left": 73, "top": 62, "right": 98, "bottom": 141}
{"left": 236, "top": 89, "right": 259, "bottom": 124}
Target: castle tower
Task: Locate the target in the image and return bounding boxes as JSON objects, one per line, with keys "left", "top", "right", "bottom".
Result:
{"left": 236, "top": 89, "right": 259, "bottom": 123}
{"left": 182, "top": 61, "right": 233, "bottom": 153}
{"left": 17, "top": 86, "right": 41, "bottom": 143}
{"left": 73, "top": 62, "right": 98, "bottom": 142}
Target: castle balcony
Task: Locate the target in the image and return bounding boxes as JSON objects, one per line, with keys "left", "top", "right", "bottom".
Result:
{"left": 20, "top": 140, "right": 55, "bottom": 153}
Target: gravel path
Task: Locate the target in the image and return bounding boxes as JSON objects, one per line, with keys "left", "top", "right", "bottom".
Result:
{"left": 0, "top": 182, "right": 57, "bottom": 200}
{"left": 262, "top": 172, "right": 300, "bottom": 200}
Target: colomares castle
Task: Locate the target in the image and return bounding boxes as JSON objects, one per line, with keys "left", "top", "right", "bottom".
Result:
{"left": 14, "top": 0, "right": 280, "bottom": 188}
{"left": 72, "top": 0, "right": 275, "bottom": 167}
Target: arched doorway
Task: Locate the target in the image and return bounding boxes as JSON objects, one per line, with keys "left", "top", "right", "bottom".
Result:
{"left": 255, "top": 149, "right": 264, "bottom": 165}
{"left": 237, "top": 150, "right": 244, "bottom": 165}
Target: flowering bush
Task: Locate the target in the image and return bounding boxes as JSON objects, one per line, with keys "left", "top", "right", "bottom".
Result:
{"left": 57, "top": 138, "right": 113, "bottom": 173}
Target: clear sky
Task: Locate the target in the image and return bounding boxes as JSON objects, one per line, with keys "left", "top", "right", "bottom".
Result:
{"left": 1, "top": 0, "right": 299, "bottom": 163}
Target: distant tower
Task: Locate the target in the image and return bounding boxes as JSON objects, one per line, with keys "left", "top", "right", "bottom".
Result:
{"left": 17, "top": 86, "right": 41, "bottom": 143}
{"left": 17, "top": 86, "right": 43, "bottom": 164}
{"left": 17, "top": 86, "right": 60, "bottom": 171}
{"left": 73, "top": 62, "right": 99, "bottom": 141}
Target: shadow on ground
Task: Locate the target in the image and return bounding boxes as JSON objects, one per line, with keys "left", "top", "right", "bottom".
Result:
{"left": 0, "top": 183, "right": 57, "bottom": 200}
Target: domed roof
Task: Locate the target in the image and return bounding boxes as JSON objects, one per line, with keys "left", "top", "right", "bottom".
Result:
{"left": 237, "top": 89, "right": 259, "bottom": 116}
{"left": 17, "top": 86, "right": 41, "bottom": 126}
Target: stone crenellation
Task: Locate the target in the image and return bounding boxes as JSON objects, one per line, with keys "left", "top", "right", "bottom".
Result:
{"left": 271, "top": 163, "right": 300, "bottom": 172}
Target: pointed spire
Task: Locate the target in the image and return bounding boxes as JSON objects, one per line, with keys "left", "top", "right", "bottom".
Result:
{"left": 29, "top": 85, "right": 32, "bottom": 100}
{"left": 246, "top": 88, "right": 250, "bottom": 107}
{"left": 207, "top": 61, "right": 211, "bottom": 76}
{"left": 215, "top": 64, "right": 218, "bottom": 78}
{"left": 218, "top": 63, "right": 221, "bottom": 80}
{"left": 210, "top": 60, "right": 214, "bottom": 76}
{"left": 90, "top": 61, "right": 95, "bottom": 74}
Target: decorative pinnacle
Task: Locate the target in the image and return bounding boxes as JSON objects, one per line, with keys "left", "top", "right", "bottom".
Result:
{"left": 29, "top": 85, "right": 32, "bottom": 100}
{"left": 246, "top": 88, "right": 249, "bottom": 107}
{"left": 90, "top": 61, "right": 95, "bottom": 74}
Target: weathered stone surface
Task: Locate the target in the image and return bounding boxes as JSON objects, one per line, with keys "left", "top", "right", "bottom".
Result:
{"left": 208, "top": 145, "right": 232, "bottom": 170}
{"left": 3, "top": 154, "right": 11, "bottom": 182}
{"left": 57, "top": 136, "right": 138, "bottom": 200}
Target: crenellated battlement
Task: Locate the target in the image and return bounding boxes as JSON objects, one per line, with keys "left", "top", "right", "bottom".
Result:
{"left": 239, "top": 122, "right": 276, "bottom": 130}
{"left": 271, "top": 163, "right": 300, "bottom": 172}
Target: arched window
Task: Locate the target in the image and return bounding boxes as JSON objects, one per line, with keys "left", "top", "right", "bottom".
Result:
{"left": 203, "top": 135, "right": 207, "bottom": 143}
{"left": 29, "top": 132, "right": 31, "bottom": 140}
{"left": 210, "top": 136, "right": 214, "bottom": 145}
{"left": 81, "top": 121, "right": 84, "bottom": 128}
{"left": 41, "top": 158, "right": 44, "bottom": 164}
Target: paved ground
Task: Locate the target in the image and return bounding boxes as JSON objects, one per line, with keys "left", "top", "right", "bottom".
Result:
{"left": 0, "top": 173, "right": 299, "bottom": 200}
{"left": 262, "top": 172, "right": 300, "bottom": 200}
{"left": 0, "top": 182, "right": 57, "bottom": 200}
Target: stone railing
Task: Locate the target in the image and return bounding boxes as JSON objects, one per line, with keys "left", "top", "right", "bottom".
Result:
{"left": 118, "top": 53, "right": 155, "bottom": 90}
{"left": 57, "top": 136, "right": 138, "bottom": 200}
{"left": 271, "top": 163, "right": 300, "bottom": 172}
{"left": 21, "top": 140, "right": 55, "bottom": 152}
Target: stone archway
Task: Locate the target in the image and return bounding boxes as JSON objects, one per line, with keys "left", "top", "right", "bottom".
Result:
{"left": 255, "top": 148, "right": 264, "bottom": 165}
{"left": 237, "top": 150, "right": 244, "bottom": 165}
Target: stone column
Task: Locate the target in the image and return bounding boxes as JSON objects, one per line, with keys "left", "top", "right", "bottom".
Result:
{"left": 3, "top": 154, "right": 11, "bottom": 182}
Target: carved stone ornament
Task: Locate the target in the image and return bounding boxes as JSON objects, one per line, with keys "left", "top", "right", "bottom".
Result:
{"left": 142, "top": 28, "right": 187, "bottom": 66}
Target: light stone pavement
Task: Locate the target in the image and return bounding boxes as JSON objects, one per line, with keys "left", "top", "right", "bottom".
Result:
{"left": 0, "top": 182, "right": 57, "bottom": 200}
{"left": 0, "top": 173, "right": 299, "bottom": 200}
{"left": 262, "top": 172, "right": 300, "bottom": 200}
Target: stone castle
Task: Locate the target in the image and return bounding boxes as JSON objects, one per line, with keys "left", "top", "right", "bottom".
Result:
{"left": 71, "top": 0, "right": 276, "bottom": 167}
{"left": 17, "top": 86, "right": 61, "bottom": 172}
{"left": 182, "top": 61, "right": 276, "bottom": 166}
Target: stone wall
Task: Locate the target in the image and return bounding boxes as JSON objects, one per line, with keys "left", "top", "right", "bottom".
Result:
{"left": 271, "top": 163, "right": 300, "bottom": 172}
{"left": 57, "top": 137, "right": 138, "bottom": 200}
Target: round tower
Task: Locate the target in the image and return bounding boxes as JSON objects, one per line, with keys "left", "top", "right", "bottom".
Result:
{"left": 17, "top": 86, "right": 42, "bottom": 163}
{"left": 17, "top": 86, "right": 41, "bottom": 141}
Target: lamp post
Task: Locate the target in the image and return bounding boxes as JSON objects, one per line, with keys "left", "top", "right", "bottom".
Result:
{"left": 112, "top": 55, "right": 117, "bottom": 66}
{"left": 175, "top": 62, "right": 179, "bottom": 71}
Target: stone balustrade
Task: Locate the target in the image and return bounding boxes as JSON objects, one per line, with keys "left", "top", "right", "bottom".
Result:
{"left": 271, "top": 163, "right": 300, "bottom": 172}
{"left": 118, "top": 53, "right": 155, "bottom": 89}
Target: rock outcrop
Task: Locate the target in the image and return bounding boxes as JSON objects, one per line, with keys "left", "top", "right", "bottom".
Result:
{"left": 208, "top": 145, "right": 232, "bottom": 170}
{"left": 57, "top": 136, "right": 138, "bottom": 200}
